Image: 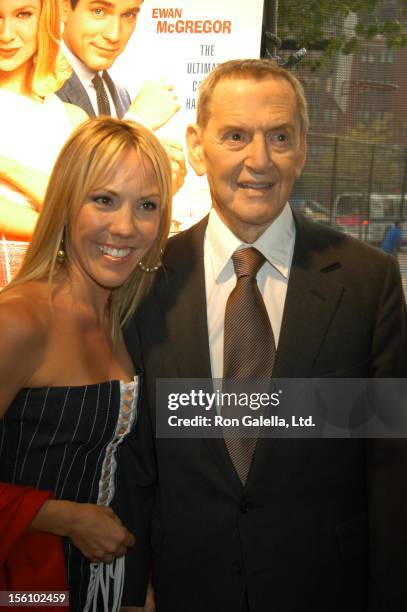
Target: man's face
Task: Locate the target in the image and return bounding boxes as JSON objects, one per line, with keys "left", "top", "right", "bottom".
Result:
{"left": 62, "top": 0, "right": 142, "bottom": 71}
{"left": 188, "top": 77, "right": 307, "bottom": 243}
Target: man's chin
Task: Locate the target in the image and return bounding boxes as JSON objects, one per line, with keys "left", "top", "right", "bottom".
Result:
{"left": 220, "top": 213, "right": 282, "bottom": 243}
{"left": 86, "top": 55, "right": 116, "bottom": 72}
{"left": 238, "top": 203, "right": 286, "bottom": 227}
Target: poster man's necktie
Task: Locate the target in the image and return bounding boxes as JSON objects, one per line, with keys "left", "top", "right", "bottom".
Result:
{"left": 92, "top": 73, "right": 111, "bottom": 116}
{"left": 223, "top": 247, "right": 276, "bottom": 484}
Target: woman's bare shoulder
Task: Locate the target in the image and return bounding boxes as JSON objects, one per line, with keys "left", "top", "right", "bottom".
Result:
{"left": 0, "top": 282, "right": 51, "bottom": 330}
{"left": 0, "top": 283, "right": 51, "bottom": 412}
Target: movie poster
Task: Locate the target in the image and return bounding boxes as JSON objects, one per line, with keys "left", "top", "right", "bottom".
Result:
{"left": 0, "top": 0, "right": 264, "bottom": 287}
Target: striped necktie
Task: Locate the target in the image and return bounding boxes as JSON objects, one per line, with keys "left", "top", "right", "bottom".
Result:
{"left": 223, "top": 247, "right": 276, "bottom": 484}
{"left": 92, "top": 73, "right": 111, "bottom": 116}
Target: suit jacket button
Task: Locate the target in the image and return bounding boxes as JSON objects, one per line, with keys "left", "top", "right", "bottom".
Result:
{"left": 232, "top": 561, "right": 242, "bottom": 574}
{"left": 240, "top": 501, "right": 253, "bottom": 513}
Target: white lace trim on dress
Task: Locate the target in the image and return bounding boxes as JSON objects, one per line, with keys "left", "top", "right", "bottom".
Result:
{"left": 83, "top": 376, "right": 139, "bottom": 612}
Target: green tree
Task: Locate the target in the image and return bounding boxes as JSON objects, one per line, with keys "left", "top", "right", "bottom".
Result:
{"left": 275, "top": 0, "right": 407, "bottom": 69}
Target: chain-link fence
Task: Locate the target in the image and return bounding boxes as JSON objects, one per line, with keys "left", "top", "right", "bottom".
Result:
{"left": 293, "top": 134, "right": 407, "bottom": 244}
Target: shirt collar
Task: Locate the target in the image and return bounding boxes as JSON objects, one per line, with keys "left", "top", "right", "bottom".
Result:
{"left": 60, "top": 39, "right": 99, "bottom": 86}
{"left": 205, "top": 203, "right": 295, "bottom": 282}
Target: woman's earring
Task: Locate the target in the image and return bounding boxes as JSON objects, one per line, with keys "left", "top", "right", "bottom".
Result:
{"left": 137, "top": 250, "right": 163, "bottom": 273}
{"left": 57, "top": 237, "right": 65, "bottom": 264}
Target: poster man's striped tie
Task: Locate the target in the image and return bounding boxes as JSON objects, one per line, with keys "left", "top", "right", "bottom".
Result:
{"left": 92, "top": 73, "right": 112, "bottom": 116}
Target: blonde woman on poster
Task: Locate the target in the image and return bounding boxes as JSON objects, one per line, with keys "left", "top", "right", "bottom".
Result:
{"left": 0, "top": 0, "right": 88, "bottom": 287}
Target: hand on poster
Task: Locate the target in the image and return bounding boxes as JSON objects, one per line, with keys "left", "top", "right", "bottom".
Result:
{"left": 161, "top": 137, "right": 187, "bottom": 195}
{"left": 129, "top": 79, "right": 180, "bottom": 130}
{"left": 0, "top": 155, "right": 47, "bottom": 210}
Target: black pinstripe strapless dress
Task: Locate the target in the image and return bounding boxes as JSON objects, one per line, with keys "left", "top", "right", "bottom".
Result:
{"left": 0, "top": 378, "right": 139, "bottom": 612}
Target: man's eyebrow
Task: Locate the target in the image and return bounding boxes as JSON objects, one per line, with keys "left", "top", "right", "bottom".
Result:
{"left": 217, "top": 122, "right": 251, "bottom": 132}
{"left": 218, "top": 122, "right": 294, "bottom": 132}
{"left": 87, "top": 0, "right": 140, "bottom": 9}
{"left": 220, "top": 124, "right": 243, "bottom": 131}
{"left": 269, "top": 123, "right": 295, "bottom": 131}
{"left": 87, "top": 0, "right": 114, "bottom": 6}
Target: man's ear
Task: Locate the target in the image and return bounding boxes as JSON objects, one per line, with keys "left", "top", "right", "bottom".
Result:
{"left": 295, "top": 131, "right": 307, "bottom": 179}
{"left": 186, "top": 124, "right": 206, "bottom": 177}
{"left": 60, "top": 0, "right": 71, "bottom": 23}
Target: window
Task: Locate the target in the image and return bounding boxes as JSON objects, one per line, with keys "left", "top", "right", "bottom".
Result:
{"left": 379, "top": 49, "right": 394, "bottom": 63}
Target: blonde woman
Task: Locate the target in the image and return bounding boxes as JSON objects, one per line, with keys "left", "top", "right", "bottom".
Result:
{"left": 0, "top": 117, "right": 172, "bottom": 611}
{"left": 0, "top": 0, "right": 87, "bottom": 285}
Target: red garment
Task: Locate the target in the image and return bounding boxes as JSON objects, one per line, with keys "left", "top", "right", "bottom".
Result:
{"left": 0, "top": 484, "right": 67, "bottom": 610}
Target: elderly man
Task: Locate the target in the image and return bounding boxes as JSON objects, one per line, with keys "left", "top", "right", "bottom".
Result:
{"left": 122, "top": 59, "right": 407, "bottom": 612}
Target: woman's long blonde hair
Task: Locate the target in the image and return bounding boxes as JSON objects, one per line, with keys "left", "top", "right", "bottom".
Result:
{"left": 4, "top": 118, "right": 173, "bottom": 340}
{"left": 32, "top": 0, "right": 71, "bottom": 96}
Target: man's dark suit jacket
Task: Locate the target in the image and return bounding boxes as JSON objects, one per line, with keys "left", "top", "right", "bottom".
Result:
{"left": 56, "top": 70, "right": 131, "bottom": 118}
{"left": 122, "top": 212, "right": 407, "bottom": 612}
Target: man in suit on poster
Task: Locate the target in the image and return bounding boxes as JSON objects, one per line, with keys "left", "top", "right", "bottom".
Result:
{"left": 57, "top": 0, "right": 186, "bottom": 193}
{"left": 58, "top": 0, "right": 177, "bottom": 127}
{"left": 122, "top": 59, "right": 407, "bottom": 612}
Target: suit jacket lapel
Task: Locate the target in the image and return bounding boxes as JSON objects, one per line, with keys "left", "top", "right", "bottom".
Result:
{"left": 103, "top": 71, "right": 128, "bottom": 119}
{"left": 61, "top": 71, "right": 96, "bottom": 118}
{"left": 155, "top": 217, "right": 212, "bottom": 379}
{"left": 274, "top": 212, "right": 345, "bottom": 377}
